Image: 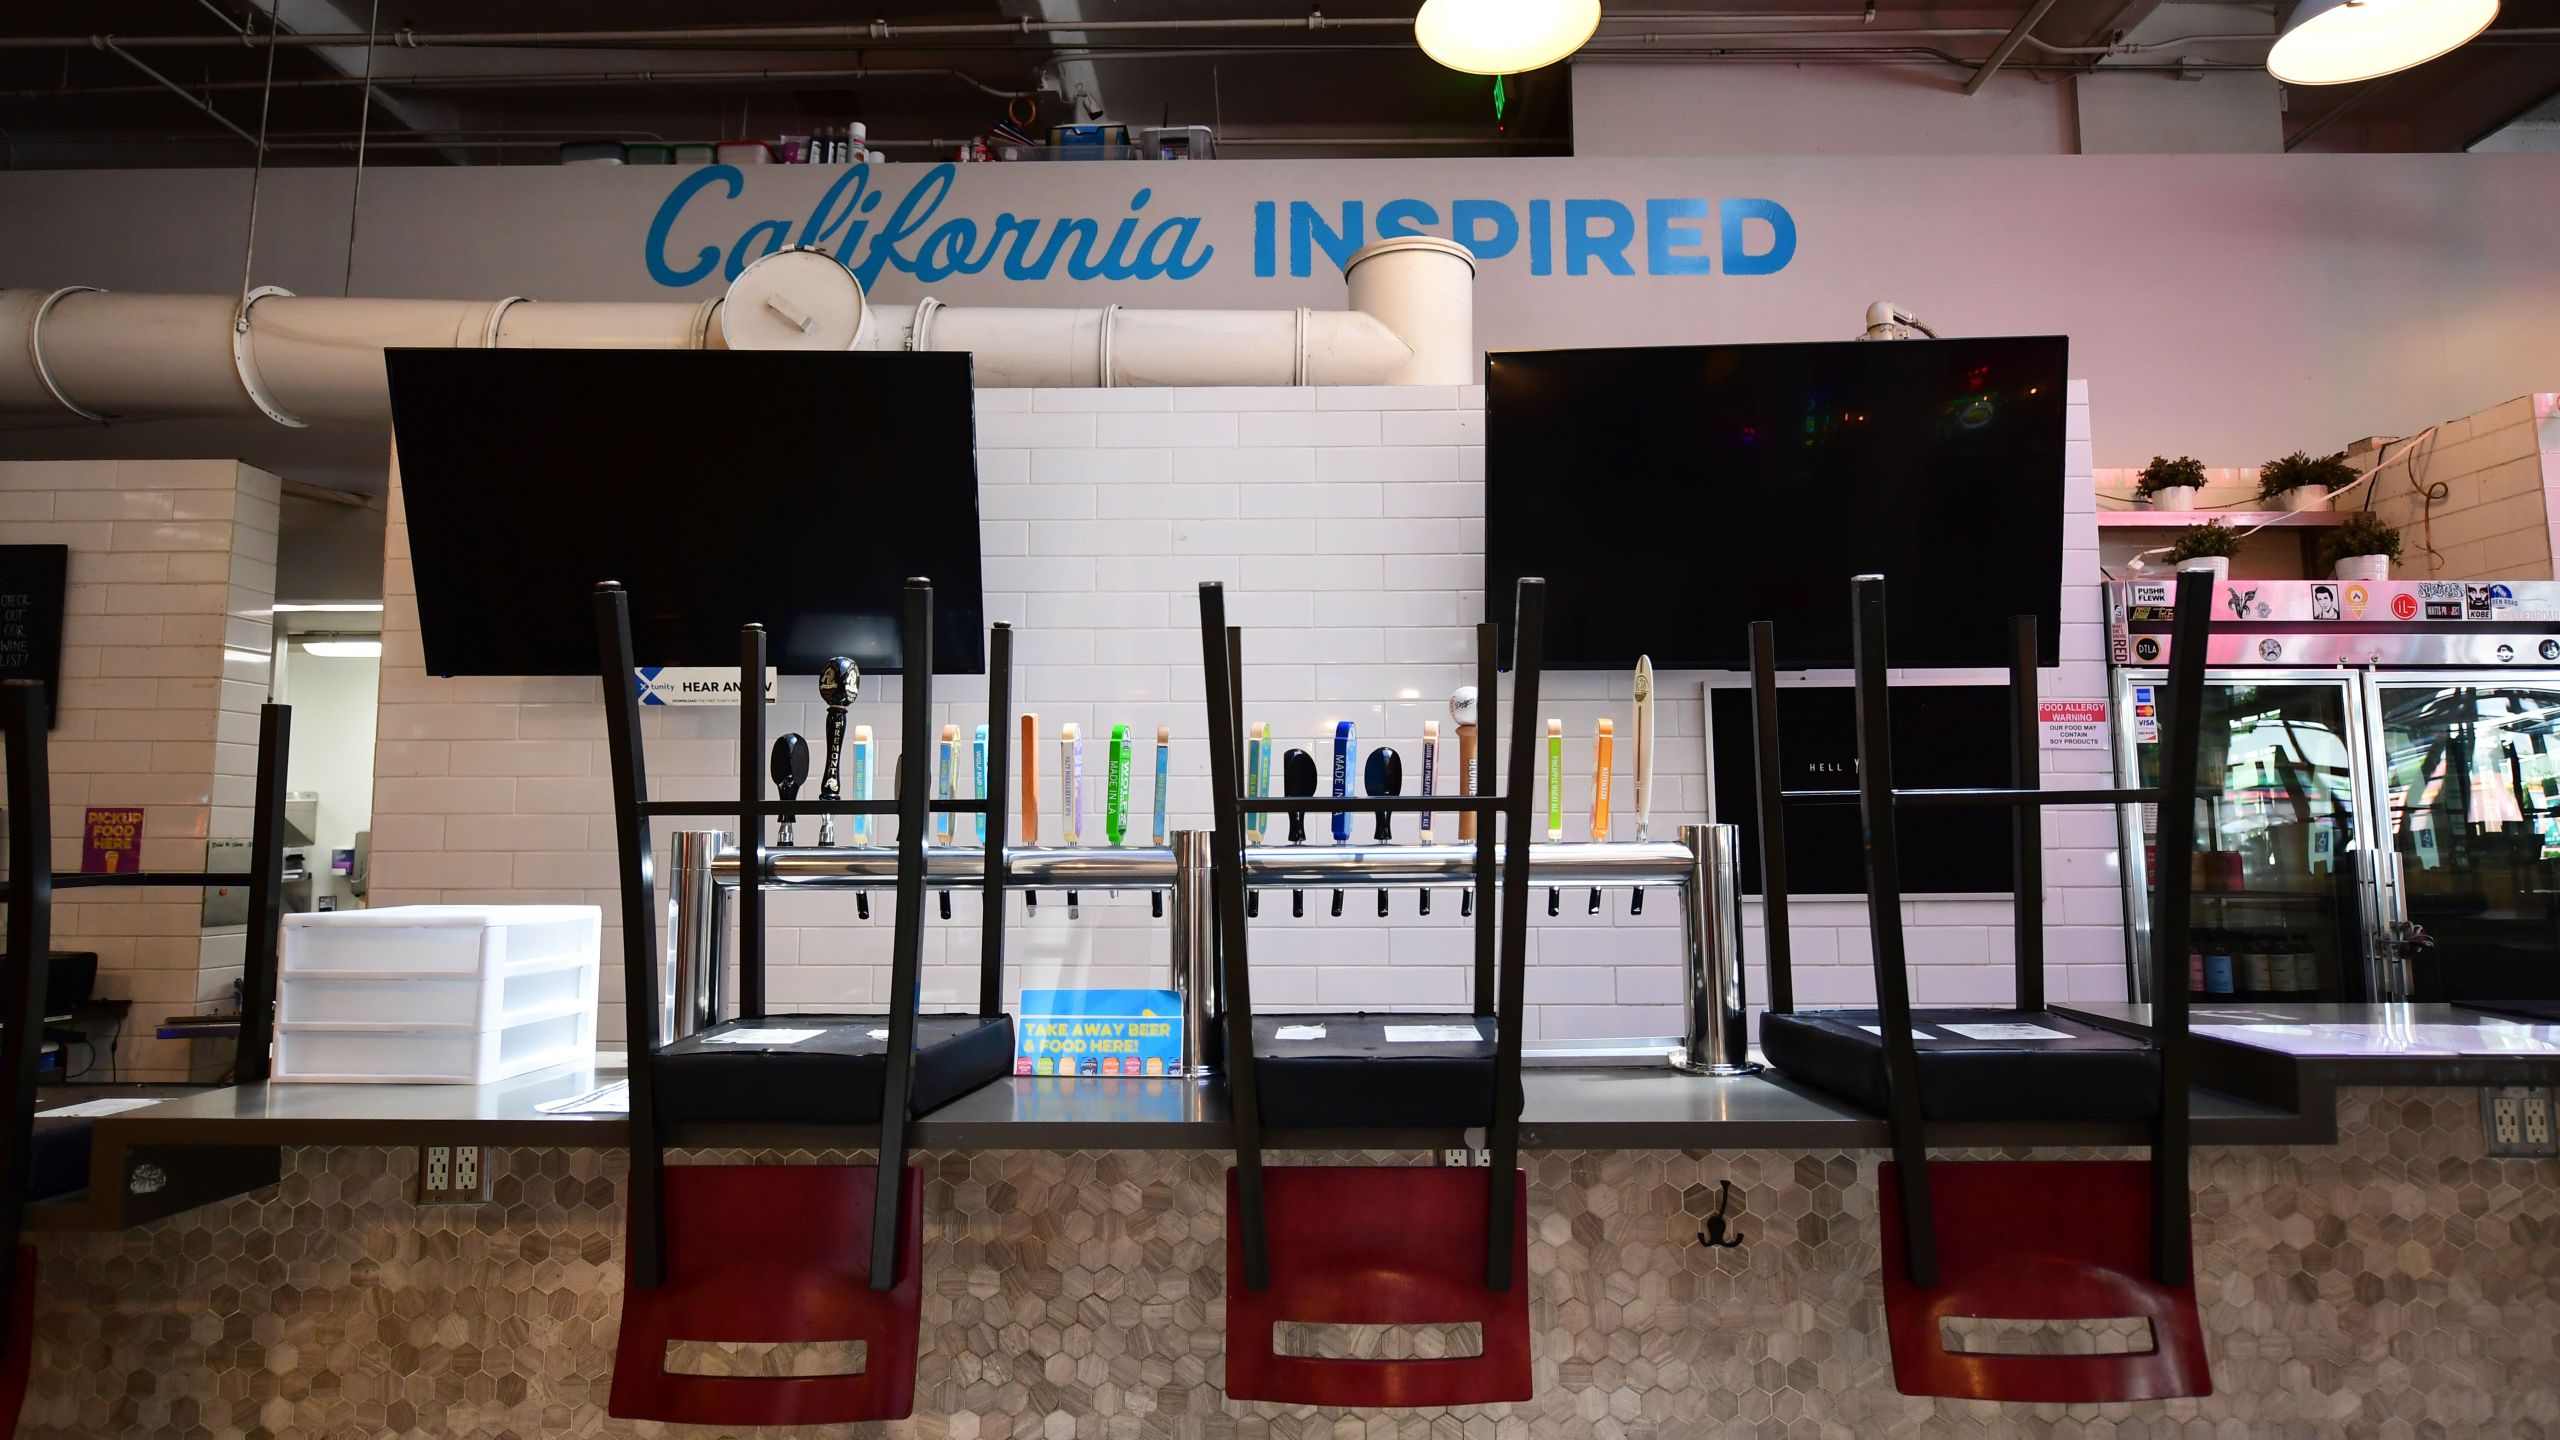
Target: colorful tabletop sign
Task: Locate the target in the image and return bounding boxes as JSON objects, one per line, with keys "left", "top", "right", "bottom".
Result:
{"left": 81, "top": 807, "right": 143, "bottom": 874}
{"left": 1015, "top": 988, "right": 1183, "bottom": 1077}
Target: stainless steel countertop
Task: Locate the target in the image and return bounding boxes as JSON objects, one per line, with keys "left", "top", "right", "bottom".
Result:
{"left": 90, "top": 1057, "right": 2314, "bottom": 1152}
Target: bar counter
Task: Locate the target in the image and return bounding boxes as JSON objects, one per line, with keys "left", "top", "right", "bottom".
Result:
{"left": 18, "top": 1006, "right": 2560, "bottom": 1437}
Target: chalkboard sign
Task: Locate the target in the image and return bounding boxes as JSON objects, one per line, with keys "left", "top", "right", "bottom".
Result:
{"left": 0, "top": 545, "right": 69, "bottom": 728}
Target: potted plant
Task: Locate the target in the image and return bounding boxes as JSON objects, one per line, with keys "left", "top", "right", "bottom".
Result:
{"left": 2257, "top": 450, "right": 2359, "bottom": 513}
{"left": 2166, "top": 519, "right": 2243, "bottom": 580}
{"left": 2138, "top": 455, "right": 2208, "bottom": 512}
{"left": 2318, "top": 511, "right": 2403, "bottom": 582}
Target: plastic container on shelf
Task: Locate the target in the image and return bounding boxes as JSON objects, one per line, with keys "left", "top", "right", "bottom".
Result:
{"left": 625, "top": 144, "right": 671, "bottom": 165}
{"left": 559, "top": 141, "right": 626, "bottom": 165}
{"left": 273, "top": 905, "right": 601, "bottom": 1084}
{"left": 671, "top": 143, "right": 716, "bottom": 166}
{"left": 715, "top": 140, "right": 776, "bottom": 166}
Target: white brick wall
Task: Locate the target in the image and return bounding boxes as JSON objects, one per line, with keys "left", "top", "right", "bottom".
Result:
{"left": 0, "top": 459, "right": 279, "bottom": 1081}
{"left": 370, "top": 381, "right": 2117, "bottom": 1045}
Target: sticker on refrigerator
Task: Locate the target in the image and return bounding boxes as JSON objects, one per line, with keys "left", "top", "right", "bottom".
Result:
{"left": 634, "top": 667, "right": 778, "bottom": 705}
{"left": 2343, "top": 583, "right": 2370, "bottom": 619}
{"left": 2412, "top": 825, "right": 2441, "bottom": 871}
{"left": 1015, "top": 988, "right": 1183, "bottom": 1077}
{"left": 2308, "top": 821, "right": 2336, "bottom": 873}
{"left": 2037, "top": 699, "right": 2108, "bottom": 750}
{"left": 2131, "top": 685, "right": 2159, "bottom": 745}
{"left": 2466, "top": 584, "right": 2495, "bottom": 620}
{"left": 2391, "top": 593, "right": 2419, "bottom": 621}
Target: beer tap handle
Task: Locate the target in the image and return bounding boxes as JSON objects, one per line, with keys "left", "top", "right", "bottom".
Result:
{"left": 1283, "top": 747, "right": 1317, "bottom": 919}
{"left": 1366, "top": 747, "right": 1402, "bottom": 917}
{"left": 770, "top": 733, "right": 809, "bottom": 848}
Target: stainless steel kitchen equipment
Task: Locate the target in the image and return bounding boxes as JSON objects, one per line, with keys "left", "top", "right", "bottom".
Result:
{"left": 2110, "top": 577, "right": 2560, "bottom": 1008}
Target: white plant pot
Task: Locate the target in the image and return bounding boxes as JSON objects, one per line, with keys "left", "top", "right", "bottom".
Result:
{"left": 2333, "top": 553, "right": 2390, "bottom": 582}
{"left": 2149, "top": 487, "right": 2198, "bottom": 512}
{"left": 2281, "top": 486, "right": 2329, "bottom": 513}
{"left": 2176, "top": 555, "right": 2231, "bottom": 580}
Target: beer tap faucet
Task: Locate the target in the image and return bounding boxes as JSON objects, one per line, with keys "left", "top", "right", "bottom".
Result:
{"left": 816, "top": 656, "right": 859, "bottom": 848}
{"left": 1366, "top": 747, "right": 1403, "bottom": 917}
{"left": 770, "top": 734, "right": 809, "bottom": 847}
{"left": 1283, "top": 748, "right": 1317, "bottom": 919}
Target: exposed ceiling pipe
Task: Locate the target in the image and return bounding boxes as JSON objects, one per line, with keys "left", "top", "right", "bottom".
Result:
{"left": 0, "top": 237, "right": 1473, "bottom": 424}
{"left": 9, "top": 66, "right": 1036, "bottom": 101}
{"left": 0, "top": 16, "right": 1416, "bottom": 51}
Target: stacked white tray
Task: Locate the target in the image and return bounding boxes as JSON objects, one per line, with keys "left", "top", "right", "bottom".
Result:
{"left": 274, "top": 905, "right": 602, "bottom": 1084}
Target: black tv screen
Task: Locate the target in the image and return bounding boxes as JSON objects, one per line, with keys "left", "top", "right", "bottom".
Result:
{"left": 1487, "top": 337, "right": 2068, "bottom": 671}
{"left": 389, "top": 349, "right": 985, "bottom": 677}
{"left": 1710, "top": 684, "right": 2019, "bottom": 896}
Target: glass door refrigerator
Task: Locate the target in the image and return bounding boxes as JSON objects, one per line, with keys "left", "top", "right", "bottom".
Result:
{"left": 2109, "top": 578, "right": 2560, "bottom": 1008}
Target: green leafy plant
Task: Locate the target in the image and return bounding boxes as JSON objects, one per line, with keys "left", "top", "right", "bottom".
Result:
{"left": 2256, "top": 450, "right": 2360, "bottom": 503}
{"left": 2138, "top": 455, "right": 2208, "bottom": 496}
{"left": 2166, "top": 520, "right": 2244, "bottom": 562}
{"left": 2317, "top": 512, "right": 2404, "bottom": 571}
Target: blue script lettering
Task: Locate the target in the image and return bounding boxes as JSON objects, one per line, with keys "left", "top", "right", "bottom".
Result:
{"left": 645, "top": 163, "right": 1214, "bottom": 290}
{"left": 645, "top": 165, "right": 744, "bottom": 287}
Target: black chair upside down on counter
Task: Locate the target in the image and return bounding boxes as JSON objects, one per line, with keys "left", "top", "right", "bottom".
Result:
{"left": 1750, "top": 570, "right": 2216, "bottom": 1404}
{"left": 1195, "top": 576, "right": 1548, "bottom": 1409}
{"left": 1751, "top": 571, "right": 2211, "bottom": 1404}
{"left": 594, "top": 578, "right": 1016, "bottom": 1427}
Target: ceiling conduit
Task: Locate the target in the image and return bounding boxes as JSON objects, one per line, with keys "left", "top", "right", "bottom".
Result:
{"left": 0, "top": 236, "right": 1474, "bottom": 423}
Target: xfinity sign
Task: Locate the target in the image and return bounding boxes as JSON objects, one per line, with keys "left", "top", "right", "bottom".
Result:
{"left": 644, "top": 162, "right": 1797, "bottom": 290}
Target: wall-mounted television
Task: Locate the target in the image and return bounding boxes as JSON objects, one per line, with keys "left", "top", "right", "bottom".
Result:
{"left": 1709, "top": 684, "right": 2020, "bottom": 896}
{"left": 389, "top": 349, "right": 986, "bottom": 677}
{"left": 1487, "top": 336, "right": 2068, "bottom": 671}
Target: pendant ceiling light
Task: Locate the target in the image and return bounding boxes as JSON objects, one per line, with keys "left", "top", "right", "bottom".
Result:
{"left": 1415, "top": 0, "right": 1603, "bottom": 74}
{"left": 2266, "top": 0, "right": 2499, "bottom": 85}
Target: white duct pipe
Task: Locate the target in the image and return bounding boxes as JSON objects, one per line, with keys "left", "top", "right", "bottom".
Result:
{"left": 0, "top": 233, "right": 1475, "bottom": 423}
{"left": 858, "top": 236, "right": 1478, "bottom": 388}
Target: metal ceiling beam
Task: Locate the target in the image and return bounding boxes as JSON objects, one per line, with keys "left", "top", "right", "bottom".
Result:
{"left": 1965, "top": 0, "right": 2066, "bottom": 93}
{"left": 1002, "top": 0, "right": 1108, "bottom": 125}
{"left": 249, "top": 0, "right": 464, "bottom": 162}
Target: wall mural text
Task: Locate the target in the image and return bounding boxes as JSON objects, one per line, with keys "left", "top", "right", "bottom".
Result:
{"left": 644, "top": 163, "right": 1797, "bottom": 289}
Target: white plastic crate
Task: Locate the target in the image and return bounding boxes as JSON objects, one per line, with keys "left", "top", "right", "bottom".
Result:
{"left": 274, "top": 905, "right": 601, "bottom": 1084}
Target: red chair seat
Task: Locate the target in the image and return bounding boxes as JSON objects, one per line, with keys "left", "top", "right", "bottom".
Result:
{"left": 609, "top": 1165, "right": 921, "bottom": 1425}
{"left": 1881, "top": 1160, "right": 2211, "bottom": 1403}
{"left": 1224, "top": 1166, "right": 1531, "bottom": 1408}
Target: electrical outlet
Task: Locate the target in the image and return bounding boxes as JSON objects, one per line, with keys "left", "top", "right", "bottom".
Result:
{"left": 1438, "top": 1147, "right": 1493, "bottom": 1167}
{"left": 2483, "top": 1088, "right": 2559, "bottom": 1157}
{"left": 417, "top": 1143, "right": 494, "bottom": 1201}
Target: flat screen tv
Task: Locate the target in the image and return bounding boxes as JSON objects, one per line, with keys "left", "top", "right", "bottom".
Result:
{"left": 389, "top": 349, "right": 985, "bottom": 677}
{"left": 1487, "top": 337, "right": 2068, "bottom": 671}
{"left": 1709, "top": 684, "right": 2020, "bottom": 896}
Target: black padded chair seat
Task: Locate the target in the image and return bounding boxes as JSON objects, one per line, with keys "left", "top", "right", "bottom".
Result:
{"left": 1251, "top": 1012, "right": 1510, "bottom": 1129}
{"left": 1760, "top": 1008, "right": 2162, "bottom": 1123}
{"left": 2459, "top": 999, "right": 2560, "bottom": 1024}
{"left": 653, "top": 1013, "right": 1015, "bottom": 1125}
{"left": 27, "top": 1118, "right": 88, "bottom": 1200}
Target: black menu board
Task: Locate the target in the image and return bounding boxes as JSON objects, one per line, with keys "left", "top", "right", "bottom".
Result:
{"left": 0, "top": 545, "right": 69, "bottom": 727}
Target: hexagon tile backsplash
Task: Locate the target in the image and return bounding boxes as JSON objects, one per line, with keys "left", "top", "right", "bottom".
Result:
{"left": 23, "top": 1089, "right": 2560, "bottom": 1438}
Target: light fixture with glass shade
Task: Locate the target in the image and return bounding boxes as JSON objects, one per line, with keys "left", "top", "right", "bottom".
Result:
{"left": 2267, "top": 0, "right": 2499, "bottom": 85}
{"left": 1415, "top": 0, "right": 1603, "bottom": 74}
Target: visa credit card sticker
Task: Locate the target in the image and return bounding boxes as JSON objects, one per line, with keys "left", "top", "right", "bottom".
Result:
{"left": 1016, "top": 989, "right": 1184, "bottom": 1077}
